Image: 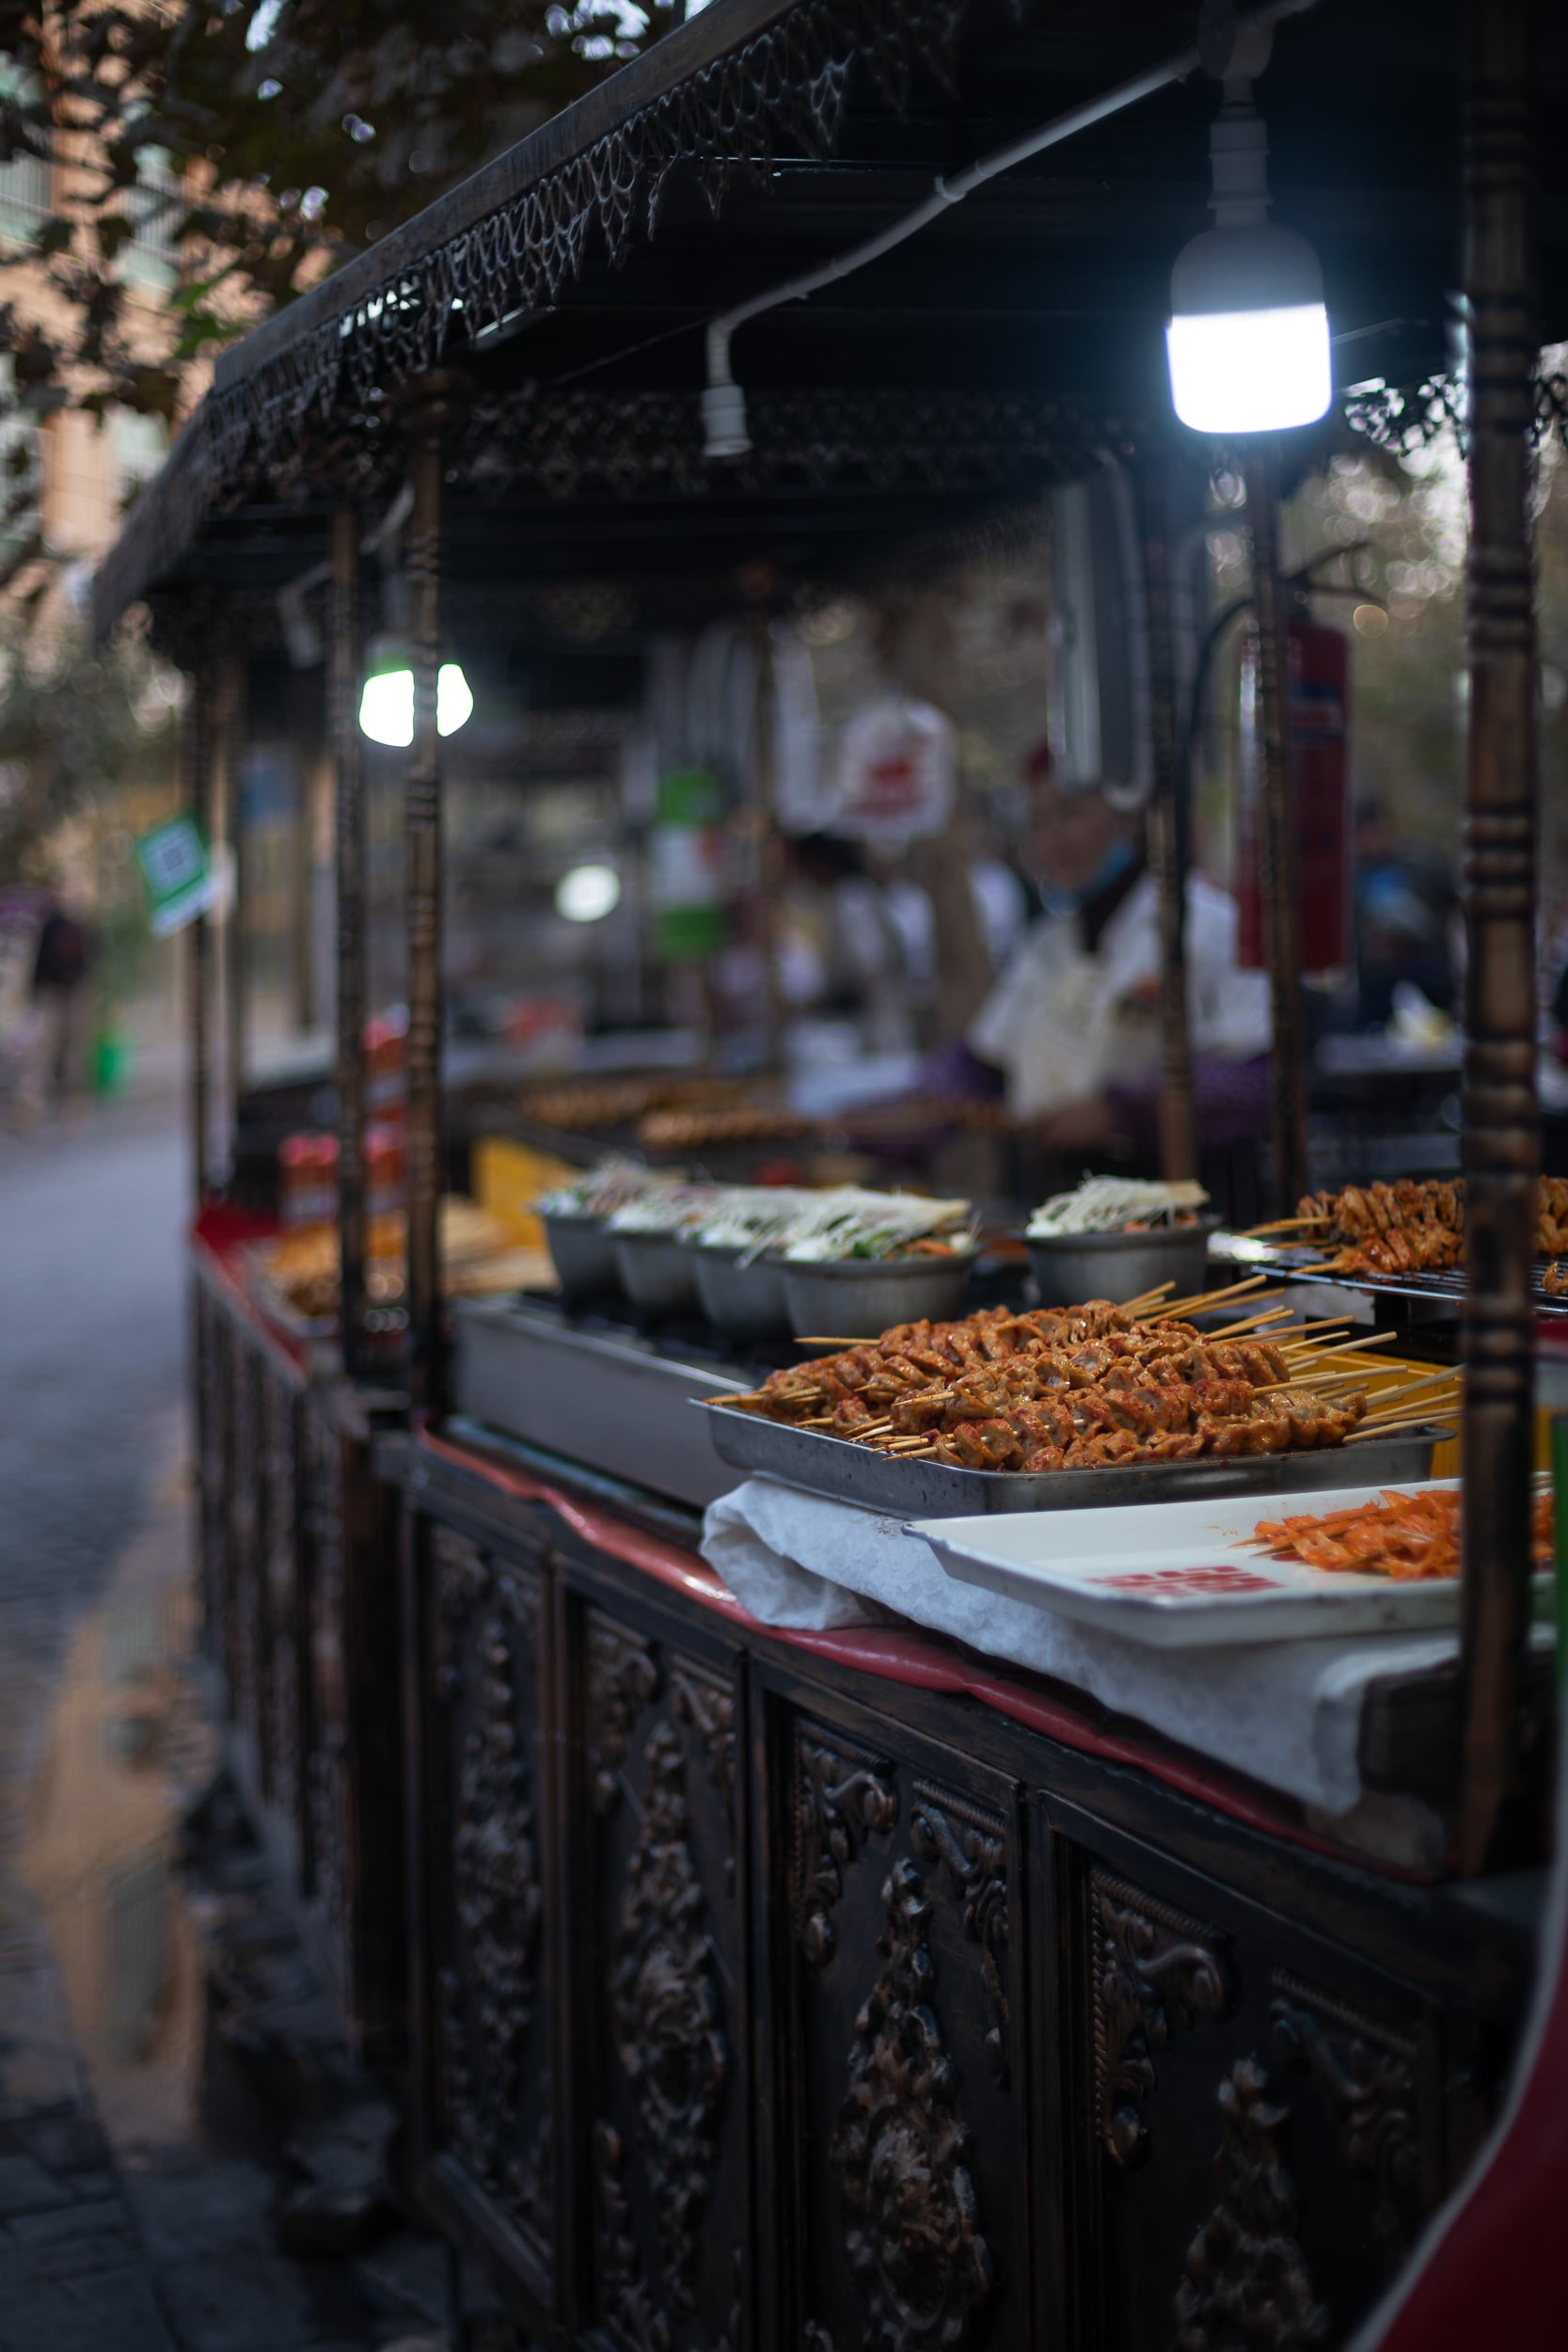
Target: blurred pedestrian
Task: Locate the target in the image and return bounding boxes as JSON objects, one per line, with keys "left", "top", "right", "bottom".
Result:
{"left": 1354, "top": 797, "right": 1457, "bottom": 1025}
{"left": 14, "top": 897, "right": 93, "bottom": 1128}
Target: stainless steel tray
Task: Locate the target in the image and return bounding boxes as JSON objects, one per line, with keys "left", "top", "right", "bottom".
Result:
{"left": 456, "top": 1298, "right": 750, "bottom": 1507}
{"left": 1209, "top": 1230, "right": 1568, "bottom": 1319}
{"left": 699, "top": 1402, "right": 1447, "bottom": 1517}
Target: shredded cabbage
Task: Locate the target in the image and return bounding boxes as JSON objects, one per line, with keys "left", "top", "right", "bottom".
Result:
{"left": 1026, "top": 1176, "right": 1209, "bottom": 1238}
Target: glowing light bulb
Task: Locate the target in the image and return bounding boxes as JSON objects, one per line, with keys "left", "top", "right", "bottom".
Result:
{"left": 555, "top": 865, "right": 622, "bottom": 924}
{"left": 357, "top": 659, "right": 473, "bottom": 745}
{"left": 358, "top": 667, "right": 413, "bottom": 747}
{"left": 1165, "top": 300, "right": 1331, "bottom": 434}
{"left": 436, "top": 662, "right": 473, "bottom": 737}
{"left": 1167, "top": 94, "right": 1332, "bottom": 438}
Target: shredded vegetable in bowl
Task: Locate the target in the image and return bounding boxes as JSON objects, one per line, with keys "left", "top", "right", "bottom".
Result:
{"left": 689, "top": 1188, "right": 816, "bottom": 1254}
{"left": 776, "top": 1188, "right": 976, "bottom": 1263}
{"left": 535, "top": 1158, "right": 668, "bottom": 1220}
{"left": 606, "top": 1184, "right": 721, "bottom": 1237}
{"left": 1026, "top": 1176, "right": 1209, "bottom": 1239}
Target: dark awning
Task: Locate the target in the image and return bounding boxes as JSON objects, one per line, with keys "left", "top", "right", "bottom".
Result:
{"left": 93, "top": 0, "right": 1568, "bottom": 641}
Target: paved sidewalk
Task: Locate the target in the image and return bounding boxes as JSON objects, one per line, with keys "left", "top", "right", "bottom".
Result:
{"left": 0, "top": 1099, "right": 490, "bottom": 2351}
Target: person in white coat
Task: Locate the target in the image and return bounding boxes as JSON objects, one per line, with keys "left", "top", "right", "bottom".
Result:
{"left": 950, "top": 742, "right": 1272, "bottom": 1156}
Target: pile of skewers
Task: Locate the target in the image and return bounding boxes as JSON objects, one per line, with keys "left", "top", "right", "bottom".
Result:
{"left": 715, "top": 1276, "right": 1460, "bottom": 1475}
{"left": 1252, "top": 1176, "right": 1568, "bottom": 1278}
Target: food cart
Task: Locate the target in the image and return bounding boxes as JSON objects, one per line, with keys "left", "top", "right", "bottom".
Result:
{"left": 93, "top": 0, "right": 1563, "bottom": 2341}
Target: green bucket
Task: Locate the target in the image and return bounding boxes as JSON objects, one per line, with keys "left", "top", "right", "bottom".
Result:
{"left": 92, "top": 1028, "right": 134, "bottom": 1095}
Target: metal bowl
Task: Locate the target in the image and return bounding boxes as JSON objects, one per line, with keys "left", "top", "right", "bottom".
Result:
{"left": 690, "top": 1243, "right": 792, "bottom": 1342}
{"left": 1025, "top": 1220, "right": 1212, "bottom": 1310}
{"left": 542, "top": 1209, "right": 620, "bottom": 1301}
{"left": 777, "top": 1251, "right": 974, "bottom": 1341}
{"left": 612, "top": 1231, "right": 702, "bottom": 1317}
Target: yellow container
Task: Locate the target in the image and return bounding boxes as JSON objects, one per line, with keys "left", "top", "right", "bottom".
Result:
{"left": 471, "top": 1137, "right": 580, "bottom": 1248}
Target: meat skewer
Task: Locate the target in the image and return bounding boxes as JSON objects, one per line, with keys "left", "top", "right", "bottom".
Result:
{"left": 712, "top": 1295, "right": 1395, "bottom": 1477}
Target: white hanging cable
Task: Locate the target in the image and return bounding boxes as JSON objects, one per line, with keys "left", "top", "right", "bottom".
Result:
{"left": 702, "top": 0, "right": 1324, "bottom": 457}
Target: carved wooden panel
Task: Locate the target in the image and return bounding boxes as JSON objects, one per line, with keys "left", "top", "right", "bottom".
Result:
{"left": 1089, "top": 1868, "right": 1236, "bottom": 2169}
{"left": 261, "top": 1372, "right": 307, "bottom": 1853}
{"left": 780, "top": 1712, "right": 1027, "bottom": 2352}
{"left": 581, "top": 1612, "right": 745, "bottom": 2352}
{"left": 1068, "top": 1838, "right": 1445, "bottom": 2352}
{"left": 303, "top": 1403, "right": 350, "bottom": 1961}
{"left": 431, "top": 1526, "right": 553, "bottom": 2280}
{"left": 1174, "top": 2055, "right": 1330, "bottom": 2351}
{"left": 1269, "top": 1974, "right": 1424, "bottom": 2260}
{"left": 193, "top": 1286, "right": 230, "bottom": 1666}
{"left": 225, "top": 1331, "right": 270, "bottom": 1790}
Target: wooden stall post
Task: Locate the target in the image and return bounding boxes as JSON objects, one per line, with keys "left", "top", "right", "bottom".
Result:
{"left": 1134, "top": 448, "right": 1196, "bottom": 1182}
{"left": 1458, "top": 0, "right": 1539, "bottom": 1877}
{"left": 403, "top": 375, "right": 467, "bottom": 1413}
{"left": 1241, "top": 444, "right": 1316, "bottom": 1214}
{"left": 1243, "top": 445, "right": 1309, "bottom": 1216}
{"left": 331, "top": 503, "right": 370, "bottom": 1381}
{"left": 183, "top": 661, "right": 214, "bottom": 1200}
{"left": 218, "top": 655, "right": 245, "bottom": 1145}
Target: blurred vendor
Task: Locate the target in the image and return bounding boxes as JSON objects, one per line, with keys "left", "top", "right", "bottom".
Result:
{"left": 943, "top": 742, "right": 1271, "bottom": 1153}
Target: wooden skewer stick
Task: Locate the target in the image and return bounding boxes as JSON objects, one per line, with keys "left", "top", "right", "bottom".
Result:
{"left": 794, "top": 1336, "right": 878, "bottom": 1347}
{"left": 1199, "top": 1306, "right": 1298, "bottom": 1341}
{"left": 1361, "top": 1364, "right": 1464, "bottom": 1409}
{"left": 1288, "top": 1329, "right": 1401, "bottom": 1365}
{"left": 1362, "top": 1386, "right": 1461, "bottom": 1413}
{"left": 1118, "top": 1281, "right": 1179, "bottom": 1315}
{"left": 1280, "top": 1320, "right": 1359, "bottom": 1345}
{"left": 1239, "top": 1214, "right": 1330, "bottom": 1235}
{"left": 1363, "top": 1391, "right": 1463, "bottom": 1422}
{"left": 1344, "top": 1410, "right": 1458, "bottom": 1442}
{"left": 1149, "top": 1275, "right": 1269, "bottom": 1322}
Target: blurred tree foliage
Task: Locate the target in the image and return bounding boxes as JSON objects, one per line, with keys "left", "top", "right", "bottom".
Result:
{"left": 0, "top": 2, "right": 692, "bottom": 545}
{"left": 0, "top": 617, "right": 180, "bottom": 874}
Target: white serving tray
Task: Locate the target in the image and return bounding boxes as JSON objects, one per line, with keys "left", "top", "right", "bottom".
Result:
{"left": 911, "top": 1480, "right": 1551, "bottom": 1648}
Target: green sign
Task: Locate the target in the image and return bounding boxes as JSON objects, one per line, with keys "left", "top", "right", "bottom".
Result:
{"left": 135, "top": 814, "right": 220, "bottom": 937}
{"left": 650, "top": 766, "right": 728, "bottom": 962}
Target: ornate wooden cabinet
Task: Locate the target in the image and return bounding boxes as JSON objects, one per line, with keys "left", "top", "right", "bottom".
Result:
{"left": 193, "top": 1258, "right": 406, "bottom": 2057}
{"left": 298, "top": 1386, "right": 406, "bottom": 2057}
{"left": 402, "top": 1442, "right": 1538, "bottom": 2352}
{"left": 757, "top": 1677, "right": 1031, "bottom": 2351}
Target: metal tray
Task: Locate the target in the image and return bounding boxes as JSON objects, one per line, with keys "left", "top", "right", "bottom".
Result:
{"left": 1209, "top": 1230, "right": 1568, "bottom": 1320}
{"left": 699, "top": 1402, "right": 1447, "bottom": 1517}
{"left": 456, "top": 1297, "right": 751, "bottom": 1507}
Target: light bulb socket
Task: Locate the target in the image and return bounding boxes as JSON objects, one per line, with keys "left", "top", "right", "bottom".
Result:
{"left": 703, "top": 378, "right": 752, "bottom": 461}
{"left": 1170, "top": 219, "right": 1324, "bottom": 319}
{"left": 1209, "top": 105, "right": 1270, "bottom": 227}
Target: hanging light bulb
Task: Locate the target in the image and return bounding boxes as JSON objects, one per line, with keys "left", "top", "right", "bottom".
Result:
{"left": 555, "top": 864, "right": 622, "bottom": 924}
{"left": 1166, "top": 81, "right": 1331, "bottom": 436}
{"left": 358, "top": 635, "right": 474, "bottom": 746}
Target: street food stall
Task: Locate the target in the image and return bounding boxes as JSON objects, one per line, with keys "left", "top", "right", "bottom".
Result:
{"left": 94, "top": 0, "right": 1566, "bottom": 2341}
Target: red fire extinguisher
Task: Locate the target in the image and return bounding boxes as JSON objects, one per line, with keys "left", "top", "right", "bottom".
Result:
{"left": 1237, "top": 613, "right": 1352, "bottom": 974}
